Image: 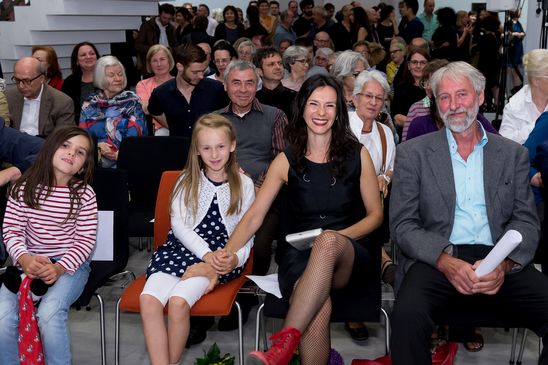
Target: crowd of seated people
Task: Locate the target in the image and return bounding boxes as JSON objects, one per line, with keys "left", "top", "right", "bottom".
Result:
{"left": 1, "top": 0, "right": 548, "bottom": 364}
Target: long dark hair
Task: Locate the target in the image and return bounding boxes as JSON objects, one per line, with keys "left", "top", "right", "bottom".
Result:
{"left": 11, "top": 126, "right": 95, "bottom": 220}
{"left": 287, "top": 74, "right": 359, "bottom": 177}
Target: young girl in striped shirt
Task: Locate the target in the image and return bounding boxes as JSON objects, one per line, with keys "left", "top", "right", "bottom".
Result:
{"left": 0, "top": 126, "right": 98, "bottom": 365}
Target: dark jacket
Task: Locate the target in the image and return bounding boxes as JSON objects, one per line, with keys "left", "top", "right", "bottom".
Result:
{"left": 135, "top": 17, "right": 177, "bottom": 73}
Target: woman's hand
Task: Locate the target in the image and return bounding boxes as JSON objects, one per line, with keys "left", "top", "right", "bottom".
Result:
{"left": 182, "top": 262, "right": 219, "bottom": 294}
{"left": 98, "top": 142, "right": 119, "bottom": 161}
{"left": 377, "top": 175, "right": 389, "bottom": 198}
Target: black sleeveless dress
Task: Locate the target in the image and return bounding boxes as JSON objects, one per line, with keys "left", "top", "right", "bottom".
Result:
{"left": 277, "top": 145, "right": 375, "bottom": 302}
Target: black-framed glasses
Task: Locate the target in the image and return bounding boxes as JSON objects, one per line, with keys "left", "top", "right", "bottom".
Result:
{"left": 409, "top": 60, "right": 427, "bottom": 66}
{"left": 294, "top": 58, "right": 309, "bottom": 65}
{"left": 12, "top": 74, "right": 42, "bottom": 86}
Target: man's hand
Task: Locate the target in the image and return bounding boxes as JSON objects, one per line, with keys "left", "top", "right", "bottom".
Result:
{"left": 18, "top": 254, "right": 50, "bottom": 279}
{"left": 36, "top": 263, "right": 65, "bottom": 285}
{"left": 0, "top": 166, "right": 22, "bottom": 186}
{"left": 436, "top": 253, "right": 479, "bottom": 295}
{"left": 98, "top": 142, "right": 118, "bottom": 161}
{"left": 471, "top": 259, "right": 511, "bottom": 295}
{"left": 182, "top": 262, "right": 219, "bottom": 294}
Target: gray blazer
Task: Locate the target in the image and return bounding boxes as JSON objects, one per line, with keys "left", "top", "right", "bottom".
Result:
{"left": 389, "top": 128, "right": 539, "bottom": 272}
{"left": 6, "top": 83, "right": 74, "bottom": 136}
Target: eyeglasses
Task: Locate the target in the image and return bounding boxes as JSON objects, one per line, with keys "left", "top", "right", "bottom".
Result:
{"left": 409, "top": 60, "right": 427, "bottom": 66}
{"left": 12, "top": 74, "right": 42, "bottom": 86}
{"left": 389, "top": 49, "right": 402, "bottom": 54}
{"left": 357, "top": 92, "right": 384, "bottom": 103}
{"left": 351, "top": 71, "right": 362, "bottom": 78}
{"left": 315, "top": 39, "right": 330, "bottom": 44}
{"left": 294, "top": 59, "right": 309, "bottom": 65}
{"left": 214, "top": 58, "right": 231, "bottom": 64}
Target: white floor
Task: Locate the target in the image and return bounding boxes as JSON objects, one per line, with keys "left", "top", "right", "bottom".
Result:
{"left": 67, "top": 239, "right": 543, "bottom": 365}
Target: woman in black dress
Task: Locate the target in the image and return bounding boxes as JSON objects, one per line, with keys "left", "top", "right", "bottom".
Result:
{"left": 222, "top": 75, "right": 383, "bottom": 364}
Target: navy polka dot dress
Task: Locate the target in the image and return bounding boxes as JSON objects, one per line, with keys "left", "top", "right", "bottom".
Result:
{"left": 146, "top": 192, "right": 243, "bottom": 284}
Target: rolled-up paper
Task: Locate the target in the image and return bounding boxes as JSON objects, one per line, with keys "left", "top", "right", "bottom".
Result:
{"left": 475, "top": 230, "right": 522, "bottom": 277}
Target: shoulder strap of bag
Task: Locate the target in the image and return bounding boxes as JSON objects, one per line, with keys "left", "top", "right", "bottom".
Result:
{"left": 376, "top": 122, "right": 387, "bottom": 174}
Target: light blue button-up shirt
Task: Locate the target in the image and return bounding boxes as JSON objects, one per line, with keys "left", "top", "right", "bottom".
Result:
{"left": 446, "top": 123, "right": 493, "bottom": 246}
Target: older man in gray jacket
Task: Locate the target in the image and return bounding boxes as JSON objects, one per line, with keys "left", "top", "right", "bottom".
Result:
{"left": 389, "top": 61, "right": 548, "bottom": 365}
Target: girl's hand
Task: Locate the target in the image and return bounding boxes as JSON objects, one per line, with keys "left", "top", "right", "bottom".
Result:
{"left": 18, "top": 254, "right": 50, "bottom": 278}
{"left": 36, "top": 263, "right": 66, "bottom": 285}
{"left": 182, "top": 262, "right": 219, "bottom": 294}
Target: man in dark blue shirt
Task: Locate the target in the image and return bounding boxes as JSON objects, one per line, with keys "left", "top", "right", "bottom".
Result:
{"left": 148, "top": 43, "right": 227, "bottom": 137}
{"left": 398, "top": 0, "right": 424, "bottom": 44}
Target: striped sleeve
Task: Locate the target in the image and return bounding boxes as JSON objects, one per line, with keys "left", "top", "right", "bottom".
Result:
{"left": 3, "top": 191, "right": 31, "bottom": 263}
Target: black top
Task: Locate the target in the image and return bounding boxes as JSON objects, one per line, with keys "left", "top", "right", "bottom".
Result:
{"left": 148, "top": 78, "right": 228, "bottom": 137}
{"left": 329, "top": 22, "right": 352, "bottom": 51}
{"left": 400, "top": 17, "right": 424, "bottom": 44}
{"left": 391, "top": 82, "right": 426, "bottom": 118}
{"left": 256, "top": 83, "right": 297, "bottom": 120}
{"left": 214, "top": 22, "right": 245, "bottom": 44}
{"left": 61, "top": 74, "right": 98, "bottom": 124}
{"left": 293, "top": 15, "right": 314, "bottom": 38}
{"left": 432, "top": 25, "right": 458, "bottom": 61}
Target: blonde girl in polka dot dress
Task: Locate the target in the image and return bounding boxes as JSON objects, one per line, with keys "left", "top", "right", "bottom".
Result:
{"left": 139, "top": 114, "right": 255, "bottom": 365}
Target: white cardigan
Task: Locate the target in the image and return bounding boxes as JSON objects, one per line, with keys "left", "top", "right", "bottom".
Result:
{"left": 170, "top": 171, "right": 255, "bottom": 268}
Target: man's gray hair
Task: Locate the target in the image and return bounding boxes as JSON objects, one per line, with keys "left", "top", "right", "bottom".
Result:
{"left": 429, "top": 61, "right": 485, "bottom": 97}
{"left": 353, "top": 70, "right": 390, "bottom": 97}
{"left": 223, "top": 60, "right": 263, "bottom": 90}
{"left": 93, "top": 55, "right": 127, "bottom": 91}
{"left": 330, "top": 50, "right": 367, "bottom": 82}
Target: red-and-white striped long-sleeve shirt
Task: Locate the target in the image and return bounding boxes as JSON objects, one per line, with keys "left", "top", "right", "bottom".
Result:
{"left": 3, "top": 184, "right": 98, "bottom": 274}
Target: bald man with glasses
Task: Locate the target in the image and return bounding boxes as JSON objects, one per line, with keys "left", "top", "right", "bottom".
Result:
{"left": 6, "top": 57, "right": 74, "bottom": 137}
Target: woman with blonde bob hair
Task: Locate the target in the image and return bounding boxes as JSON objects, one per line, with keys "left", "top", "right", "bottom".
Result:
{"left": 136, "top": 45, "right": 175, "bottom": 136}
{"left": 500, "top": 49, "right": 548, "bottom": 144}
{"left": 140, "top": 113, "right": 255, "bottom": 365}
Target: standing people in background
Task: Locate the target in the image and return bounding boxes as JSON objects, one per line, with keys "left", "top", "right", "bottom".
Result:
{"left": 175, "top": 7, "right": 194, "bottom": 45}
{"left": 431, "top": 7, "right": 458, "bottom": 61}
{"left": 258, "top": 0, "right": 276, "bottom": 34}
{"left": 255, "top": 46, "right": 297, "bottom": 119}
{"left": 270, "top": 1, "right": 280, "bottom": 18}
{"left": 417, "top": 0, "right": 437, "bottom": 42}
{"left": 135, "top": 3, "right": 177, "bottom": 77}
{"left": 148, "top": 43, "right": 226, "bottom": 138}
{"left": 287, "top": 0, "right": 299, "bottom": 18}
{"left": 309, "top": 6, "right": 332, "bottom": 40}
{"left": 508, "top": 9, "right": 525, "bottom": 93}
{"left": 500, "top": 49, "right": 548, "bottom": 144}
{"left": 80, "top": 56, "right": 147, "bottom": 168}
{"left": 273, "top": 10, "right": 297, "bottom": 47}
{"left": 477, "top": 13, "right": 502, "bottom": 112}
{"left": 61, "top": 42, "right": 100, "bottom": 124}
{"left": 282, "top": 46, "right": 310, "bottom": 92}
{"left": 182, "top": 15, "right": 215, "bottom": 46}
{"left": 377, "top": 5, "right": 399, "bottom": 53}
{"left": 351, "top": 6, "right": 372, "bottom": 44}
{"left": 7, "top": 57, "right": 74, "bottom": 136}
{"left": 0, "top": 126, "right": 97, "bottom": 365}
{"left": 139, "top": 114, "right": 255, "bottom": 365}
{"left": 456, "top": 10, "right": 473, "bottom": 63}
{"left": 398, "top": 0, "right": 424, "bottom": 44}
{"left": 330, "top": 50, "right": 367, "bottom": 111}
{"left": 136, "top": 45, "right": 174, "bottom": 136}
{"left": 214, "top": 6, "right": 245, "bottom": 45}
{"left": 243, "top": 5, "right": 269, "bottom": 43}
{"left": 198, "top": 4, "right": 219, "bottom": 37}
{"left": 293, "top": 0, "right": 314, "bottom": 38}
{"left": 329, "top": 4, "right": 353, "bottom": 51}
{"left": 32, "top": 45, "right": 64, "bottom": 90}
{"left": 366, "top": 7, "right": 381, "bottom": 43}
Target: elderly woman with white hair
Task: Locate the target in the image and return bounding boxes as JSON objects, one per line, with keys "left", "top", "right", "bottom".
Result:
{"left": 80, "top": 55, "right": 147, "bottom": 167}
{"left": 282, "top": 45, "right": 310, "bottom": 91}
{"left": 500, "top": 49, "right": 548, "bottom": 145}
{"left": 330, "top": 50, "right": 368, "bottom": 110}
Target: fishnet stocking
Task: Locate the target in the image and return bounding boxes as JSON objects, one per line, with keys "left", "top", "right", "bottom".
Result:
{"left": 284, "top": 231, "right": 355, "bottom": 360}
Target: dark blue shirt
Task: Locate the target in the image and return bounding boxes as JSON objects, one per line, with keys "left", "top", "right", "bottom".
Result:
{"left": 148, "top": 78, "right": 227, "bottom": 137}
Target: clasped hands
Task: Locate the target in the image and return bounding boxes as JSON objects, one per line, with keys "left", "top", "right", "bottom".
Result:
{"left": 18, "top": 254, "right": 65, "bottom": 285}
{"left": 181, "top": 249, "right": 238, "bottom": 294}
{"left": 437, "top": 253, "right": 513, "bottom": 296}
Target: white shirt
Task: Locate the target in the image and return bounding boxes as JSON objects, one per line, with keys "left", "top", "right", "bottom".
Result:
{"left": 155, "top": 17, "right": 169, "bottom": 47}
{"left": 206, "top": 16, "right": 218, "bottom": 36}
{"left": 499, "top": 85, "right": 548, "bottom": 144}
{"left": 349, "top": 111, "right": 395, "bottom": 175}
{"left": 20, "top": 83, "right": 43, "bottom": 136}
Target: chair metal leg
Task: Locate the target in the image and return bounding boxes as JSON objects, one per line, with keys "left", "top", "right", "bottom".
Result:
{"left": 517, "top": 329, "right": 528, "bottom": 365}
{"left": 234, "top": 301, "right": 244, "bottom": 365}
{"left": 138, "top": 237, "right": 143, "bottom": 251}
{"left": 255, "top": 303, "right": 265, "bottom": 351}
{"left": 381, "top": 307, "right": 390, "bottom": 355}
{"left": 510, "top": 328, "right": 518, "bottom": 364}
{"left": 93, "top": 293, "right": 106, "bottom": 365}
{"left": 115, "top": 298, "right": 122, "bottom": 365}
{"left": 147, "top": 237, "right": 152, "bottom": 252}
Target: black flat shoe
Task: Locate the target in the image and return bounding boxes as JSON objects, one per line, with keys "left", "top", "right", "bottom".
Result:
{"left": 381, "top": 261, "right": 397, "bottom": 286}
{"left": 344, "top": 322, "right": 370, "bottom": 341}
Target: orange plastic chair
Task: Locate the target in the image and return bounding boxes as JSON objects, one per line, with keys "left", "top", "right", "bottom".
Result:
{"left": 114, "top": 171, "right": 253, "bottom": 365}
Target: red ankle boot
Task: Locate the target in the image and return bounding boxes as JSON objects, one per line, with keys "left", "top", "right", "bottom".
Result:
{"left": 248, "top": 326, "right": 301, "bottom": 365}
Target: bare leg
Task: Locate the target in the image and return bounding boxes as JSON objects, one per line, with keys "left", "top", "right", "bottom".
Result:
{"left": 140, "top": 294, "right": 169, "bottom": 365}
{"left": 300, "top": 298, "right": 332, "bottom": 365}
{"left": 167, "top": 297, "right": 191, "bottom": 364}
{"left": 285, "top": 231, "right": 355, "bottom": 332}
